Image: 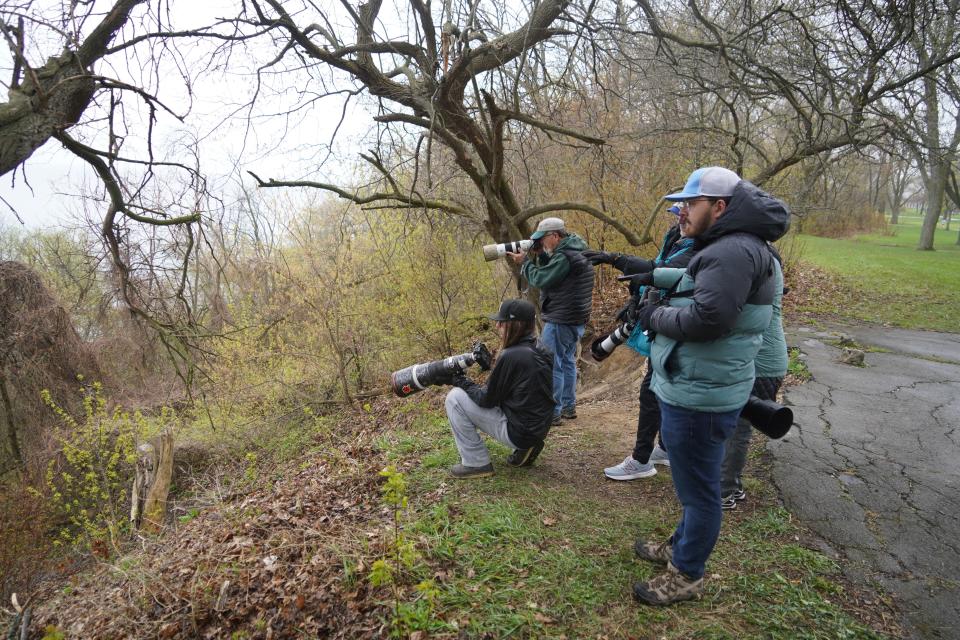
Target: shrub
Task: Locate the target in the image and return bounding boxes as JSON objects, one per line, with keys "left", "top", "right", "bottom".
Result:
{"left": 41, "top": 382, "right": 143, "bottom": 555}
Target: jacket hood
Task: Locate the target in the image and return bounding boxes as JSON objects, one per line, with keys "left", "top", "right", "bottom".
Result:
{"left": 557, "top": 233, "right": 588, "bottom": 251}
{"left": 699, "top": 181, "right": 791, "bottom": 245}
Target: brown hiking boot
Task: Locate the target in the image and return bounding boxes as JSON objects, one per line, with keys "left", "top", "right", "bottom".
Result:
{"left": 633, "top": 538, "right": 673, "bottom": 565}
{"left": 632, "top": 562, "right": 703, "bottom": 606}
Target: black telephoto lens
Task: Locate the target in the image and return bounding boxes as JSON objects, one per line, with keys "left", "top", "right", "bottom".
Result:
{"left": 742, "top": 396, "right": 793, "bottom": 439}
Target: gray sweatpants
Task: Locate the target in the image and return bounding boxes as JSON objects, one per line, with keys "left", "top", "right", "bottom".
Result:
{"left": 445, "top": 387, "right": 518, "bottom": 467}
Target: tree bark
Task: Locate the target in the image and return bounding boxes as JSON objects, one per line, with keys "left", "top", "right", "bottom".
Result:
{"left": 130, "top": 430, "right": 174, "bottom": 532}
{"left": 918, "top": 164, "right": 946, "bottom": 250}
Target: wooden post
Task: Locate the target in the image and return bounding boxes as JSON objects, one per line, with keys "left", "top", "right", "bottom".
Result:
{"left": 131, "top": 430, "right": 173, "bottom": 532}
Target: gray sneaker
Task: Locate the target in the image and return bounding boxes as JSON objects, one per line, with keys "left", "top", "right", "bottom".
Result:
{"left": 604, "top": 456, "right": 656, "bottom": 481}
{"left": 649, "top": 445, "right": 670, "bottom": 467}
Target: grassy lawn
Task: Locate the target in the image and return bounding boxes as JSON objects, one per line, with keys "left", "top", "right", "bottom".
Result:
{"left": 793, "top": 216, "right": 960, "bottom": 331}
{"left": 369, "top": 402, "right": 892, "bottom": 639}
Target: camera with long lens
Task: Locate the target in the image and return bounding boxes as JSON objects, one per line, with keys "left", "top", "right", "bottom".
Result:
{"left": 743, "top": 395, "right": 793, "bottom": 439}
{"left": 391, "top": 342, "right": 493, "bottom": 397}
{"left": 591, "top": 289, "right": 660, "bottom": 362}
{"left": 482, "top": 239, "right": 535, "bottom": 261}
{"left": 590, "top": 322, "right": 634, "bottom": 361}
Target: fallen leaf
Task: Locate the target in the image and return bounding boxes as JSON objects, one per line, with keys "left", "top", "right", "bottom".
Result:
{"left": 542, "top": 517, "right": 557, "bottom": 526}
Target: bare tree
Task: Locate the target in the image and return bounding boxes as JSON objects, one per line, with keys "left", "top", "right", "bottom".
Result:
{"left": 243, "top": 0, "right": 642, "bottom": 251}
{"left": 886, "top": 0, "right": 960, "bottom": 249}
{"left": 617, "top": 0, "right": 960, "bottom": 196}
{"left": 0, "top": 0, "right": 255, "bottom": 389}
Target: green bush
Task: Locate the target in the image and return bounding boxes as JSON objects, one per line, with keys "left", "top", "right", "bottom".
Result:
{"left": 41, "top": 382, "right": 145, "bottom": 554}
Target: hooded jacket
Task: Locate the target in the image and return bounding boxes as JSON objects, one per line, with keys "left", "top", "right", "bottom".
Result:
{"left": 521, "top": 233, "right": 594, "bottom": 325}
{"left": 646, "top": 181, "right": 790, "bottom": 412}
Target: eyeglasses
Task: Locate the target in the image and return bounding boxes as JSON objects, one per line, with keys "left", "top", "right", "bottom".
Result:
{"left": 680, "top": 197, "right": 715, "bottom": 210}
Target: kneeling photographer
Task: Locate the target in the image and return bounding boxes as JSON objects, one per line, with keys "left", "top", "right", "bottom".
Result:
{"left": 444, "top": 299, "right": 555, "bottom": 479}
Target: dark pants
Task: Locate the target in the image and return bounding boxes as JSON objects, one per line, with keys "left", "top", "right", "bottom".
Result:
{"left": 632, "top": 365, "right": 664, "bottom": 463}
{"left": 660, "top": 401, "right": 741, "bottom": 579}
{"left": 719, "top": 376, "right": 784, "bottom": 497}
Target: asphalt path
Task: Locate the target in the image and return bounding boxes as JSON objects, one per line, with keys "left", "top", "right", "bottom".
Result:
{"left": 770, "top": 325, "right": 960, "bottom": 640}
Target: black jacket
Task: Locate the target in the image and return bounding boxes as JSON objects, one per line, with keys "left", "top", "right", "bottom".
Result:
{"left": 453, "top": 334, "right": 554, "bottom": 448}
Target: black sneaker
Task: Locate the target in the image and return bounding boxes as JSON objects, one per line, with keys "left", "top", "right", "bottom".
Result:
{"left": 507, "top": 441, "right": 545, "bottom": 467}
{"left": 721, "top": 489, "right": 747, "bottom": 511}
{"left": 449, "top": 463, "right": 494, "bottom": 479}
{"left": 551, "top": 414, "right": 563, "bottom": 426}
{"left": 561, "top": 407, "right": 577, "bottom": 419}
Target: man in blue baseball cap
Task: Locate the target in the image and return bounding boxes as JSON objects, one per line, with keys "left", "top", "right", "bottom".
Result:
{"left": 625, "top": 166, "right": 790, "bottom": 605}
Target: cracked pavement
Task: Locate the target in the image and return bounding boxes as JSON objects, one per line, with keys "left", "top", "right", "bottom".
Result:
{"left": 770, "top": 325, "right": 960, "bottom": 640}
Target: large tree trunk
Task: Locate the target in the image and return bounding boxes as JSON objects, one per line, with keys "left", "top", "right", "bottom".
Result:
{"left": 0, "top": 53, "right": 95, "bottom": 176}
{"left": 917, "top": 72, "right": 946, "bottom": 250}
{"left": 918, "top": 166, "right": 946, "bottom": 250}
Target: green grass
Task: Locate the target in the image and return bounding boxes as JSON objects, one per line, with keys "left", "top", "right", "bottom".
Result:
{"left": 370, "top": 406, "right": 890, "bottom": 639}
{"left": 787, "top": 347, "right": 812, "bottom": 381}
{"left": 796, "top": 216, "right": 960, "bottom": 331}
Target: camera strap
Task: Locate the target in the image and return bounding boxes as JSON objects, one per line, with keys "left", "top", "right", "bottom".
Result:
{"left": 660, "top": 277, "right": 692, "bottom": 302}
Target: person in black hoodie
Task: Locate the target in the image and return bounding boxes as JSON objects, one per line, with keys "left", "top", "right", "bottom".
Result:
{"left": 444, "top": 299, "right": 555, "bottom": 479}
{"left": 583, "top": 205, "right": 698, "bottom": 481}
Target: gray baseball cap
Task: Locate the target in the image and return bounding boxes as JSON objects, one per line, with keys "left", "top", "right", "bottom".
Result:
{"left": 530, "top": 217, "right": 565, "bottom": 240}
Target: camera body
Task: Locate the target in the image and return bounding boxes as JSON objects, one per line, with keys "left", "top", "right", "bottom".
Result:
{"left": 481, "top": 239, "right": 535, "bottom": 261}
{"left": 591, "top": 289, "right": 660, "bottom": 361}
{"left": 391, "top": 342, "right": 494, "bottom": 397}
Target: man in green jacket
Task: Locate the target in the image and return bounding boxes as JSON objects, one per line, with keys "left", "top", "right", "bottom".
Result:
{"left": 508, "top": 217, "right": 594, "bottom": 424}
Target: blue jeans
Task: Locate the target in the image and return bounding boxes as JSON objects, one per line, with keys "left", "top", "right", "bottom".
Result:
{"left": 541, "top": 322, "right": 584, "bottom": 415}
{"left": 659, "top": 401, "right": 741, "bottom": 579}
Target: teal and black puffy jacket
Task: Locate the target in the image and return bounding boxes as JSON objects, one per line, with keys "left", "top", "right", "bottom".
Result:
{"left": 646, "top": 181, "right": 790, "bottom": 412}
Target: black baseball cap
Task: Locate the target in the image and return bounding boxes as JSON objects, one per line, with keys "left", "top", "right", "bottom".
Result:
{"left": 489, "top": 299, "right": 536, "bottom": 322}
